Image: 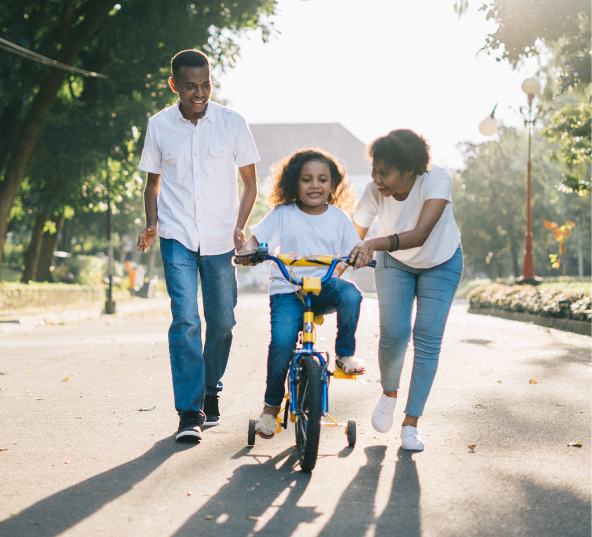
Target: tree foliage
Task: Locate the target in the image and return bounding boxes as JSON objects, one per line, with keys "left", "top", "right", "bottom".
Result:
{"left": 454, "top": 0, "right": 591, "bottom": 195}
{"left": 0, "top": 0, "right": 277, "bottom": 275}
{"left": 478, "top": 0, "right": 590, "bottom": 91}
{"left": 452, "top": 127, "right": 586, "bottom": 278}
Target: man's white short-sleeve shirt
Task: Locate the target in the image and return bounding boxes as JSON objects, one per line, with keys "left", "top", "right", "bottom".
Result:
{"left": 139, "top": 100, "right": 260, "bottom": 255}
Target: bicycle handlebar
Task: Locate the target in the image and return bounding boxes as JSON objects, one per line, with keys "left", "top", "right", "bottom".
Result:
{"left": 234, "top": 244, "right": 375, "bottom": 288}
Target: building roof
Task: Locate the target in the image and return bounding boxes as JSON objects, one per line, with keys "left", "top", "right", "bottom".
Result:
{"left": 250, "top": 123, "right": 371, "bottom": 178}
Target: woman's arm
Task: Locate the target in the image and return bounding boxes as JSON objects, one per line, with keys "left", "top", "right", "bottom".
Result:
{"left": 350, "top": 199, "right": 447, "bottom": 268}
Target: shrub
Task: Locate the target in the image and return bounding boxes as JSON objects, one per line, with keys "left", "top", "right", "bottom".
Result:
{"left": 468, "top": 284, "right": 591, "bottom": 322}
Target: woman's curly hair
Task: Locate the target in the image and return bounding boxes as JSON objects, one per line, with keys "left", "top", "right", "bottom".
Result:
{"left": 368, "top": 129, "right": 431, "bottom": 175}
{"left": 267, "top": 149, "right": 357, "bottom": 213}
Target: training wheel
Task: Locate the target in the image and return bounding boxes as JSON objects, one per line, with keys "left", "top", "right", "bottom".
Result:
{"left": 346, "top": 419, "right": 356, "bottom": 447}
{"left": 248, "top": 418, "right": 257, "bottom": 446}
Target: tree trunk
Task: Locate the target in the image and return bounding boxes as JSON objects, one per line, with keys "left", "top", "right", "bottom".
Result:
{"left": 36, "top": 212, "right": 65, "bottom": 282}
{"left": 490, "top": 254, "right": 500, "bottom": 280}
{"left": 59, "top": 218, "right": 73, "bottom": 253}
{"left": 21, "top": 211, "right": 48, "bottom": 283}
{"left": 0, "top": 0, "right": 117, "bottom": 269}
{"left": 508, "top": 233, "right": 520, "bottom": 278}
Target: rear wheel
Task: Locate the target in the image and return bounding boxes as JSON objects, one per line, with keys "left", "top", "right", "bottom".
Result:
{"left": 248, "top": 418, "right": 257, "bottom": 446}
{"left": 295, "top": 354, "right": 323, "bottom": 472}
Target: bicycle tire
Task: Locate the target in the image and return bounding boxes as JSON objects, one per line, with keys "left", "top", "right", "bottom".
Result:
{"left": 295, "top": 354, "right": 323, "bottom": 472}
{"left": 346, "top": 419, "right": 356, "bottom": 447}
{"left": 247, "top": 418, "right": 257, "bottom": 446}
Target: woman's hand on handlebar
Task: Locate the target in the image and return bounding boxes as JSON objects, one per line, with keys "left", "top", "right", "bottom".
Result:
{"left": 349, "top": 240, "right": 376, "bottom": 270}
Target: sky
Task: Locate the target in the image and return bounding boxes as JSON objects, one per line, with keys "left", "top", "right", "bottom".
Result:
{"left": 214, "top": 0, "right": 542, "bottom": 170}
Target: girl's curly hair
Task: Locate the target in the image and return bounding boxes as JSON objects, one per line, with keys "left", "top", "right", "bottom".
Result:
{"left": 267, "top": 149, "right": 357, "bottom": 213}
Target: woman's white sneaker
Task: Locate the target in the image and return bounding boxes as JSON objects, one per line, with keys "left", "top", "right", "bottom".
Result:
{"left": 401, "top": 425, "right": 425, "bottom": 451}
{"left": 371, "top": 394, "right": 397, "bottom": 433}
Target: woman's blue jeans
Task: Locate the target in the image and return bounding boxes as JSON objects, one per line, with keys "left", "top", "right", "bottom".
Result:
{"left": 160, "top": 238, "right": 237, "bottom": 419}
{"left": 374, "top": 246, "right": 463, "bottom": 418}
{"left": 264, "top": 278, "right": 362, "bottom": 407}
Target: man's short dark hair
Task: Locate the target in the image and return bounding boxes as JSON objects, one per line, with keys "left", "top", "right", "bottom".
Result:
{"left": 171, "top": 50, "right": 209, "bottom": 79}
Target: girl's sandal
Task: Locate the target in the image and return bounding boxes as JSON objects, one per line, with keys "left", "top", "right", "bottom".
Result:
{"left": 336, "top": 356, "right": 365, "bottom": 375}
{"left": 255, "top": 414, "right": 277, "bottom": 439}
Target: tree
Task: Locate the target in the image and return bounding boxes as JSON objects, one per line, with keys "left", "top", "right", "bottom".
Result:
{"left": 453, "top": 128, "right": 560, "bottom": 279}
{"left": 454, "top": 0, "right": 591, "bottom": 195}
{"left": 0, "top": 0, "right": 277, "bottom": 274}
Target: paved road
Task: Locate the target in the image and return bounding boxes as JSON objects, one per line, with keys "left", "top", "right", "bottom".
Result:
{"left": 0, "top": 293, "right": 590, "bottom": 537}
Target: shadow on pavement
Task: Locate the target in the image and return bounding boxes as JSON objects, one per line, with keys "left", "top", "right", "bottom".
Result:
{"left": 318, "top": 445, "right": 421, "bottom": 537}
{"left": 0, "top": 437, "right": 194, "bottom": 537}
{"left": 172, "top": 447, "right": 317, "bottom": 536}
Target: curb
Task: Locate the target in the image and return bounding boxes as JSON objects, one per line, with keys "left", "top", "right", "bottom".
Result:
{"left": 468, "top": 307, "right": 591, "bottom": 336}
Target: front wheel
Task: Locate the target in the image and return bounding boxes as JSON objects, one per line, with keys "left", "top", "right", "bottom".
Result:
{"left": 295, "top": 354, "right": 323, "bottom": 472}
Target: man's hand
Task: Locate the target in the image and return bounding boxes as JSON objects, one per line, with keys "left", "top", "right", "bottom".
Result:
{"left": 233, "top": 228, "right": 246, "bottom": 251}
{"left": 137, "top": 226, "right": 157, "bottom": 253}
{"left": 235, "top": 246, "right": 256, "bottom": 266}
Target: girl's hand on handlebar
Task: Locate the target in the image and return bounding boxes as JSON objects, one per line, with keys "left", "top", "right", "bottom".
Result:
{"left": 349, "top": 240, "right": 375, "bottom": 269}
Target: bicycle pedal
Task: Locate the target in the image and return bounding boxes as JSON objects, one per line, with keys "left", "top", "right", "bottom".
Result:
{"left": 332, "top": 369, "right": 357, "bottom": 380}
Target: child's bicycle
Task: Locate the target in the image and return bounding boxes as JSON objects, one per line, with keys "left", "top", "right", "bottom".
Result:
{"left": 234, "top": 244, "right": 375, "bottom": 472}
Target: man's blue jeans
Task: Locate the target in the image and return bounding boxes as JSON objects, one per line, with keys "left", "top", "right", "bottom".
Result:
{"left": 374, "top": 246, "right": 463, "bottom": 418}
{"left": 160, "top": 238, "right": 237, "bottom": 420}
{"left": 265, "top": 278, "right": 362, "bottom": 407}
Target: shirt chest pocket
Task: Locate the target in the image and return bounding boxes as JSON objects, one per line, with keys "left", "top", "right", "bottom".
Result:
{"left": 209, "top": 145, "right": 235, "bottom": 178}
{"left": 162, "top": 147, "right": 181, "bottom": 181}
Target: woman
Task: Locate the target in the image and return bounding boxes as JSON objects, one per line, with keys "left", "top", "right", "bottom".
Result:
{"left": 350, "top": 129, "right": 462, "bottom": 451}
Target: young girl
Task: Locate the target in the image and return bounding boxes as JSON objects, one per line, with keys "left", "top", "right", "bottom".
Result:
{"left": 237, "top": 149, "right": 365, "bottom": 439}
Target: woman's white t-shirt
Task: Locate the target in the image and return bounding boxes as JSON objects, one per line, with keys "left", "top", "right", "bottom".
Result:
{"left": 353, "top": 165, "right": 461, "bottom": 269}
{"left": 250, "top": 203, "right": 361, "bottom": 295}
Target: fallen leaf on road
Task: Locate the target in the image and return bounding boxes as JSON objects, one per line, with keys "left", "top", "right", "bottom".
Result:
{"left": 468, "top": 445, "right": 477, "bottom": 452}
{"left": 529, "top": 379, "right": 538, "bottom": 384}
{"left": 138, "top": 406, "right": 156, "bottom": 412}
{"left": 248, "top": 516, "right": 262, "bottom": 521}
{"left": 567, "top": 442, "right": 582, "bottom": 447}
{"left": 62, "top": 377, "right": 72, "bottom": 381}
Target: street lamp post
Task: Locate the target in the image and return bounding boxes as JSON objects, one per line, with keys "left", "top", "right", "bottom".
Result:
{"left": 479, "top": 78, "right": 542, "bottom": 284}
{"left": 519, "top": 77, "right": 540, "bottom": 283}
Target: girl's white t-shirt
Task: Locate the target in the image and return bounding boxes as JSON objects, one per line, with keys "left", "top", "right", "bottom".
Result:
{"left": 353, "top": 165, "right": 461, "bottom": 269}
{"left": 250, "top": 203, "right": 362, "bottom": 295}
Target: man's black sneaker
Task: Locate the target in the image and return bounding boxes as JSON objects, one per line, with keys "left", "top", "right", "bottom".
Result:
{"left": 176, "top": 411, "right": 203, "bottom": 443}
{"left": 203, "top": 394, "right": 220, "bottom": 427}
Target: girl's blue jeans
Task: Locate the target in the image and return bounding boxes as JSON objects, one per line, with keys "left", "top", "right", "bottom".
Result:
{"left": 160, "top": 238, "right": 237, "bottom": 419}
{"left": 374, "top": 246, "right": 463, "bottom": 418}
{"left": 264, "top": 278, "right": 362, "bottom": 407}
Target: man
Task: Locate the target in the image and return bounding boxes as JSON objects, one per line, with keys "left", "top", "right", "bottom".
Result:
{"left": 136, "top": 49, "right": 259, "bottom": 443}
